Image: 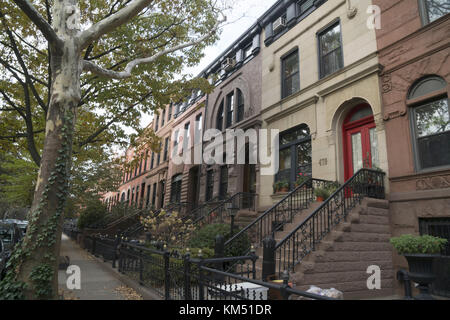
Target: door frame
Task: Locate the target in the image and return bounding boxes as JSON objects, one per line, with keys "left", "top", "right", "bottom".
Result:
{"left": 343, "top": 104, "right": 375, "bottom": 181}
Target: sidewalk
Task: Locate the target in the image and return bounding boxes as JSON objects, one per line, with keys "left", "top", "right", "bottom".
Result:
{"left": 58, "top": 234, "right": 143, "bottom": 300}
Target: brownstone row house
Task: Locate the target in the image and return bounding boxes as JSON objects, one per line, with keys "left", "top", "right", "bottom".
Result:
{"left": 103, "top": 0, "right": 449, "bottom": 299}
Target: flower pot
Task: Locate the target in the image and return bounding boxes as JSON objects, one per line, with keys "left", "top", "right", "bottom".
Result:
{"left": 316, "top": 196, "right": 325, "bottom": 202}
{"left": 280, "top": 187, "right": 289, "bottom": 193}
{"left": 404, "top": 254, "right": 439, "bottom": 300}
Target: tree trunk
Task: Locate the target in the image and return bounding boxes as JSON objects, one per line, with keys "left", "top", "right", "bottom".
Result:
{"left": 12, "top": 1, "right": 82, "bottom": 299}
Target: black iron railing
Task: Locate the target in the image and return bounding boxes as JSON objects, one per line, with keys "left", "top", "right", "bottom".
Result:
{"left": 117, "top": 242, "right": 332, "bottom": 300}
{"left": 194, "top": 192, "right": 258, "bottom": 227}
{"left": 224, "top": 178, "right": 336, "bottom": 257}
{"left": 275, "top": 169, "right": 385, "bottom": 276}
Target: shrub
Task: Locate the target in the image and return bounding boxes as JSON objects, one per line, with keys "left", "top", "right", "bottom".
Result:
{"left": 314, "top": 187, "right": 330, "bottom": 199}
{"left": 188, "top": 223, "right": 251, "bottom": 257}
{"left": 77, "top": 200, "right": 108, "bottom": 230}
{"left": 390, "top": 234, "right": 448, "bottom": 255}
{"left": 188, "top": 223, "right": 230, "bottom": 249}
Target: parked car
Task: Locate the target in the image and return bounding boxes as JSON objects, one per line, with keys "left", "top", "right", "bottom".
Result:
{"left": 0, "top": 239, "right": 6, "bottom": 280}
{"left": 0, "top": 222, "right": 23, "bottom": 253}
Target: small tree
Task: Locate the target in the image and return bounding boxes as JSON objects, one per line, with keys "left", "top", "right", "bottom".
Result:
{"left": 141, "top": 209, "right": 196, "bottom": 246}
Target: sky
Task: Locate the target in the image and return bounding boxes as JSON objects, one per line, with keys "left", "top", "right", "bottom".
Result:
{"left": 137, "top": 0, "right": 277, "bottom": 129}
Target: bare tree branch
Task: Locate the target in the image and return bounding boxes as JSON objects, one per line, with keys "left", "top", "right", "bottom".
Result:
{"left": 78, "top": 0, "right": 155, "bottom": 50}
{"left": 10, "top": 0, "right": 63, "bottom": 50}
{"left": 82, "top": 15, "right": 225, "bottom": 79}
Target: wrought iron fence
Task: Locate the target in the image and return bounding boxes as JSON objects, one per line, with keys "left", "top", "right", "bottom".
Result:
{"left": 117, "top": 242, "right": 332, "bottom": 300}
{"left": 275, "top": 169, "right": 385, "bottom": 276}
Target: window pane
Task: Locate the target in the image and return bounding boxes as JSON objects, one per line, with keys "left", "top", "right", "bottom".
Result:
{"left": 351, "top": 132, "right": 363, "bottom": 174}
{"left": 415, "top": 99, "right": 450, "bottom": 137}
{"left": 297, "top": 141, "right": 312, "bottom": 175}
{"left": 425, "top": 0, "right": 450, "bottom": 23}
{"left": 280, "top": 148, "right": 291, "bottom": 171}
{"left": 283, "top": 51, "right": 300, "bottom": 98}
{"left": 370, "top": 128, "right": 380, "bottom": 168}
{"left": 320, "top": 24, "right": 341, "bottom": 55}
{"left": 280, "top": 125, "right": 310, "bottom": 145}
{"left": 320, "top": 23, "right": 343, "bottom": 77}
{"left": 418, "top": 131, "right": 450, "bottom": 169}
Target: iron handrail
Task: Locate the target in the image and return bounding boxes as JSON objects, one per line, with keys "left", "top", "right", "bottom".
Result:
{"left": 194, "top": 192, "right": 258, "bottom": 225}
{"left": 274, "top": 168, "right": 386, "bottom": 275}
{"left": 224, "top": 178, "right": 335, "bottom": 251}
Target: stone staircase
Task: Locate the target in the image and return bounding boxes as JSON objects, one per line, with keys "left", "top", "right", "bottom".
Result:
{"left": 254, "top": 198, "right": 395, "bottom": 299}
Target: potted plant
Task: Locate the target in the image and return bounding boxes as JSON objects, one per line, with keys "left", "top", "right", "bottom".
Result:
{"left": 279, "top": 181, "right": 289, "bottom": 193}
{"left": 273, "top": 181, "right": 282, "bottom": 194}
{"left": 390, "top": 234, "right": 447, "bottom": 300}
{"left": 295, "top": 173, "right": 309, "bottom": 187}
{"left": 314, "top": 187, "right": 330, "bottom": 202}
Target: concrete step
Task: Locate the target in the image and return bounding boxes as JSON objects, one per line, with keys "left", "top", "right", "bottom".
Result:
{"left": 322, "top": 241, "right": 392, "bottom": 252}
{"left": 302, "top": 260, "right": 394, "bottom": 274}
{"left": 295, "top": 278, "right": 394, "bottom": 295}
{"left": 335, "top": 232, "right": 391, "bottom": 243}
{"left": 358, "top": 214, "right": 390, "bottom": 225}
{"left": 350, "top": 223, "right": 391, "bottom": 234}
{"left": 313, "top": 250, "right": 393, "bottom": 263}
{"left": 300, "top": 269, "right": 395, "bottom": 285}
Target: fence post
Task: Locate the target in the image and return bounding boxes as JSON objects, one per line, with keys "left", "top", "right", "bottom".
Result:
{"left": 214, "top": 234, "right": 225, "bottom": 282}
{"left": 164, "top": 248, "right": 170, "bottom": 300}
{"left": 262, "top": 236, "right": 276, "bottom": 281}
{"left": 250, "top": 245, "right": 257, "bottom": 280}
{"left": 112, "top": 234, "right": 120, "bottom": 269}
{"left": 92, "top": 236, "right": 97, "bottom": 255}
{"left": 281, "top": 270, "right": 291, "bottom": 300}
{"left": 139, "top": 248, "right": 144, "bottom": 285}
{"left": 183, "top": 251, "right": 192, "bottom": 300}
{"left": 198, "top": 250, "right": 205, "bottom": 300}
{"left": 118, "top": 241, "right": 124, "bottom": 274}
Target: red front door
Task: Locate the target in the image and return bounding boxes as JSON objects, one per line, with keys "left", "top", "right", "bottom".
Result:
{"left": 343, "top": 104, "right": 378, "bottom": 181}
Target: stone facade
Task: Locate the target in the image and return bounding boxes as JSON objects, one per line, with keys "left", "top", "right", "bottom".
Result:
{"left": 259, "top": 0, "right": 388, "bottom": 207}
{"left": 373, "top": 0, "right": 450, "bottom": 294}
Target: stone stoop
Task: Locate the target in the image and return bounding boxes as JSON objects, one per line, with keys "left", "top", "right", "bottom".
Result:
{"left": 291, "top": 198, "right": 395, "bottom": 300}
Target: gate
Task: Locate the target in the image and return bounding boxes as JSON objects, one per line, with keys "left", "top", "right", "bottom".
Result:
{"left": 420, "top": 218, "right": 450, "bottom": 298}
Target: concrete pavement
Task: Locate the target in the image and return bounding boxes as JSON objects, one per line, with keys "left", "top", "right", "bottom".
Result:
{"left": 58, "top": 234, "right": 142, "bottom": 300}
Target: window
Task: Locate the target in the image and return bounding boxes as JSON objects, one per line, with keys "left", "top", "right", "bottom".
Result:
{"left": 319, "top": 22, "right": 343, "bottom": 79}
{"left": 226, "top": 93, "right": 234, "bottom": 128}
{"left": 163, "top": 137, "right": 169, "bottom": 161}
{"left": 217, "top": 102, "right": 224, "bottom": 131}
{"left": 236, "top": 89, "right": 244, "bottom": 123}
{"left": 146, "top": 185, "right": 151, "bottom": 207}
{"left": 170, "top": 174, "right": 183, "bottom": 204}
{"left": 244, "top": 44, "right": 253, "bottom": 60}
{"left": 157, "top": 142, "right": 162, "bottom": 165}
{"left": 408, "top": 76, "right": 449, "bottom": 170}
{"left": 297, "top": 0, "right": 314, "bottom": 15}
{"left": 195, "top": 114, "right": 203, "bottom": 144}
{"left": 173, "top": 130, "right": 179, "bottom": 155}
{"left": 183, "top": 122, "right": 191, "bottom": 152}
{"left": 276, "top": 124, "right": 312, "bottom": 188}
{"left": 150, "top": 152, "right": 155, "bottom": 169}
{"left": 152, "top": 183, "right": 157, "bottom": 206}
{"left": 420, "top": 0, "right": 450, "bottom": 25}
{"left": 168, "top": 103, "right": 172, "bottom": 121}
{"left": 219, "top": 166, "right": 228, "bottom": 200}
{"left": 161, "top": 108, "right": 166, "bottom": 127}
{"left": 205, "top": 169, "right": 214, "bottom": 201}
{"left": 139, "top": 156, "right": 143, "bottom": 174}
{"left": 282, "top": 50, "right": 300, "bottom": 98}
{"left": 144, "top": 151, "right": 148, "bottom": 171}
{"left": 155, "top": 115, "right": 159, "bottom": 131}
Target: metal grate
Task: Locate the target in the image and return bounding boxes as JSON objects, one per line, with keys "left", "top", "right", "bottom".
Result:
{"left": 419, "top": 218, "right": 450, "bottom": 297}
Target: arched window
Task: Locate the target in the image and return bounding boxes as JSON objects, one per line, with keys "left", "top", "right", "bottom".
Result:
{"left": 408, "top": 75, "right": 449, "bottom": 170}
{"left": 236, "top": 89, "right": 244, "bottom": 123}
{"left": 276, "top": 124, "right": 312, "bottom": 189}
{"left": 216, "top": 101, "right": 224, "bottom": 131}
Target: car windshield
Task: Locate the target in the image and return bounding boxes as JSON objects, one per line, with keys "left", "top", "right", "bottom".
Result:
{"left": 0, "top": 227, "right": 13, "bottom": 243}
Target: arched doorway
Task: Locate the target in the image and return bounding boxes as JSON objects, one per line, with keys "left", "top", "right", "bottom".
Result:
{"left": 343, "top": 104, "right": 379, "bottom": 181}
